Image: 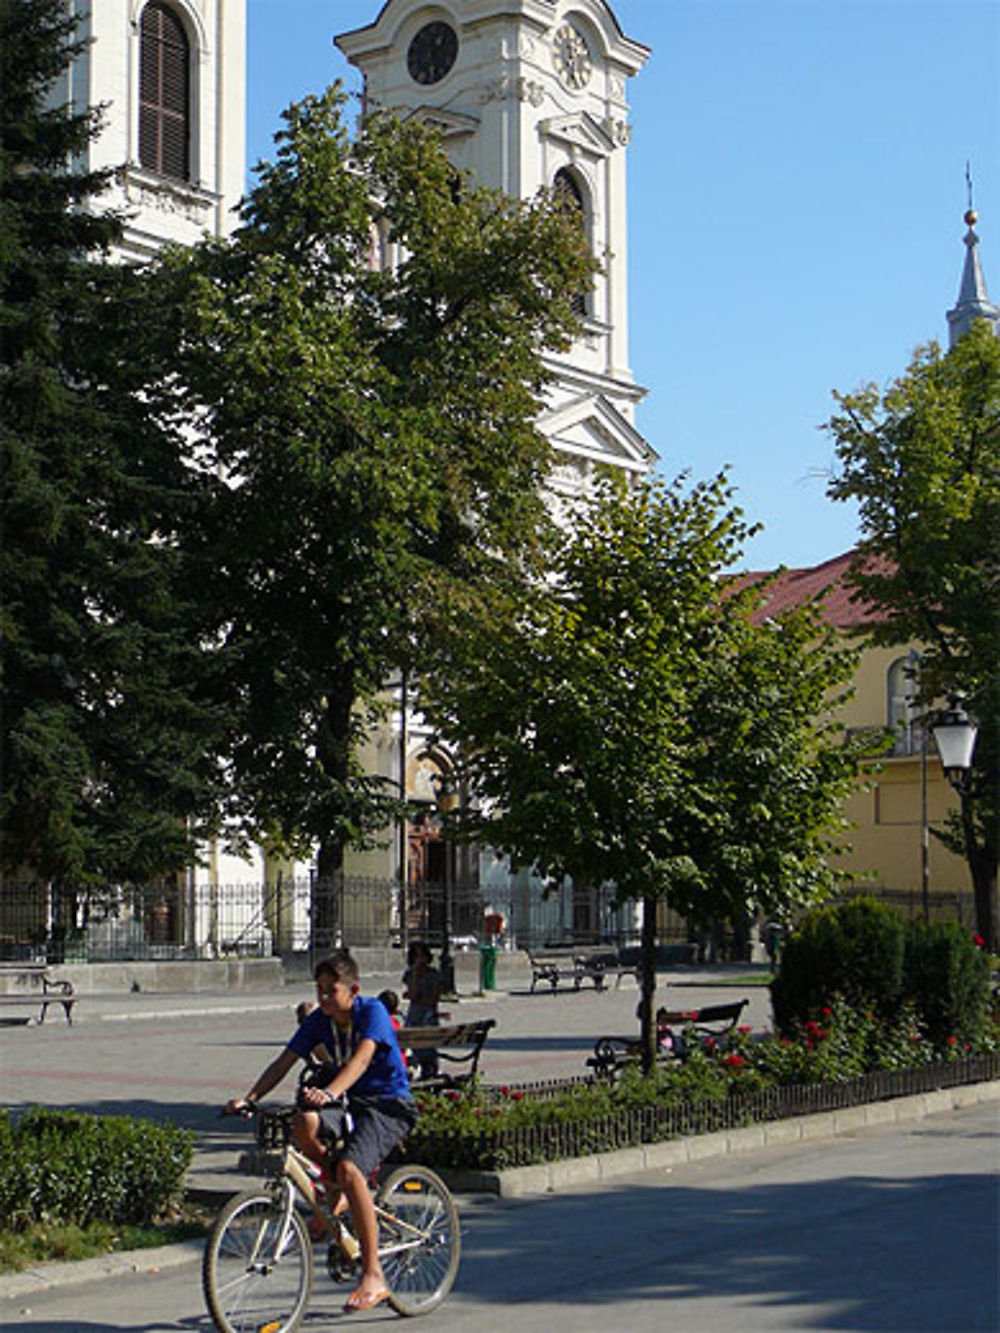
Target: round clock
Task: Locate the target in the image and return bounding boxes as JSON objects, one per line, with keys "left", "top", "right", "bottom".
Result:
{"left": 552, "top": 22, "right": 592, "bottom": 90}
{"left": 407, "top": 21, "right": 459, "bottom": 86}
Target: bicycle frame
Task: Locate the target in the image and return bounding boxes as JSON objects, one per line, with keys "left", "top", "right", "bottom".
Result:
{"left": 272, "top": 1126, "right": 433, "bottom": 1261}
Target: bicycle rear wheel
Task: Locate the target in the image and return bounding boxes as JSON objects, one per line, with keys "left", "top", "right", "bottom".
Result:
{"left": 203, "top": 1189, "right": 313, "bottom": 1333}
{"left": 376, "top": 1164, "right": 461, "bottom": 1316}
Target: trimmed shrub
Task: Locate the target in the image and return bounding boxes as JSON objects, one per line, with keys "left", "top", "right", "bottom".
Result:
{"left": 771, "top": 896, "right": 906, "bottom": 1034}
{"left": 903, "top": 920, "right": 990, "bottom": 1051}
{"left": 1, "top": 1109, "right": 192, "bottom": 1228}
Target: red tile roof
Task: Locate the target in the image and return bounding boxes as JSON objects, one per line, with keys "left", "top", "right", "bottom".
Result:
{"left": 735, "top": 549, "right": 892, "bottom": 629}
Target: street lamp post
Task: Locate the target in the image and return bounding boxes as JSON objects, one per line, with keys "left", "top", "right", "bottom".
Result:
{"left": 931, "top": 699, "right": 979, "bottom": 793}
{"left": 922, "top": 699, "right": 979, "bottom": 925}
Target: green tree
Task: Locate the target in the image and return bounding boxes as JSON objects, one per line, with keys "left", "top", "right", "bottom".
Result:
{"left": 826, "top": 321, "right": 1000, "bottom": 950}
{"left": 420, "top": 473, "right": 869, "bottom": 1068}
{"left": 162, "top": 88, "right": 594, "bottom": 909}
{"left": 0, "top": 0, "right": 224, "bottom": 889}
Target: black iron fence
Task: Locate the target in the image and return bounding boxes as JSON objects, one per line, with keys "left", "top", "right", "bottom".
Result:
{"left": 0, "top": 875, "right": 652, "bottom": 964}
{"left": 0, "top": 875, "right": 976, "bottom": 966}
{"left": 402, "top": 1053, "right": 1000, "bottom": 1170}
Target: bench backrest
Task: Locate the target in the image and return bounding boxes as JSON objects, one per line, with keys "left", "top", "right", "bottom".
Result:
{"left": 397, "top": 1019, "right": 495, "bottom": 1052}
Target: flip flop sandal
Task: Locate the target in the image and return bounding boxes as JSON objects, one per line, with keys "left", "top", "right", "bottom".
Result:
{"left": 343, "top": 1289, "right": 391, "bottom": 1313}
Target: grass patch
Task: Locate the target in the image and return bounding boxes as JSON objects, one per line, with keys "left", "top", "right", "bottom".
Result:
{"left": 0, "top": 1202, "right": 212, "bottom": 1275}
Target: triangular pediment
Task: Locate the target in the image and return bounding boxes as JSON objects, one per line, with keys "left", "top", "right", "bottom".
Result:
{"left": 539, "top": 394, "right": 655, "bottom": 471}
{"left": 539, "top": 112, "right": 616, "bottom": 159}
{"left": 407, "top": 106, "right": 479, "bottom": 138}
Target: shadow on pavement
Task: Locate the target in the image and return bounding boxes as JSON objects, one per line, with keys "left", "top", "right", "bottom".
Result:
{"left": 451, "top": 1171, "right": 997, "bottom": 1331}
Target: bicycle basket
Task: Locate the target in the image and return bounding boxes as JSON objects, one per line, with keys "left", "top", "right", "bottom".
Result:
{"left": 255, "top": 1108, "right": 293, "bottom": 1152}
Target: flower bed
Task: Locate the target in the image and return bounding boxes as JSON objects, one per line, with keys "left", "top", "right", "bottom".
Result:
{"left": 397, "top": 999, "right": 1000, "bottom": 1172}
{"left": 400, "top": 1053, "right": 998, "bottom": 1172}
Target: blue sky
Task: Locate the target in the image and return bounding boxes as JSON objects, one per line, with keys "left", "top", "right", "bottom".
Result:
{"left": 246, "top": 0, "right": 999, "bottom": 572}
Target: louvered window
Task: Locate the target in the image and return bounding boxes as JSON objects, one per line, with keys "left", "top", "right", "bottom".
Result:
{"left": 139, "top": 3, "right": 190, "bottom": 180}
{"left": 554, "top": 168, "right": 588, "bottom": 316}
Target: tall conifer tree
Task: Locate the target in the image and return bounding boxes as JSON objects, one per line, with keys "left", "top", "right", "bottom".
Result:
{"left": 1, "top": 0, "right": 223, "bottom": 889}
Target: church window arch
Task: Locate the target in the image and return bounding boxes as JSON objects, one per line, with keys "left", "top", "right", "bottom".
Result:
{"left": 553, "top": 166, "right": 590, "bottom": 316}
{"left": 139, "top": 2, "right": 191, "bottom": 180}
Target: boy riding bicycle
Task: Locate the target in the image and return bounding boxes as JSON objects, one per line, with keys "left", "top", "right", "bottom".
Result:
{"left": 227, "top": 949, "right": 417, "bottom": 1313}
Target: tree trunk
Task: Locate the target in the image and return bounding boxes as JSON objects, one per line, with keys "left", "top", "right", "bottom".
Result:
{"left": 961, "top": 797, "right": 998, "bottom": 952}
{"left": 311, "top": 681, "right": 354, "bottom": 955}
{"left": 639, "top": 893, "right": 658, "bottom": 1075}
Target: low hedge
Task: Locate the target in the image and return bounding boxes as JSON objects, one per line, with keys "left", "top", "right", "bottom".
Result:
{"left": 771, "top": 898, "right": 991, "bottom": 1050}
{"left": 0, "top": 1109, "right": 193, "bottom": 1228}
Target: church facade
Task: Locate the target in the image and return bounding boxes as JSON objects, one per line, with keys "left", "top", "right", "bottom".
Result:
{"left": 337, "top": 0, "right": 656, "bottom": 499}
{"left": 55, "top": 0, "right": 245, "bottom": 261}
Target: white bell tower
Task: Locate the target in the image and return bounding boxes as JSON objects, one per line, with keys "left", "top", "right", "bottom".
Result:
{"left": 58, "top": 1, "right": 245, "bottom": 263}
{"left": 336, "top": 1, "right": 657, "bottom": 492}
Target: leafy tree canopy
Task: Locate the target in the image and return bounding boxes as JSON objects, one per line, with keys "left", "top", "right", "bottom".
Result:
{"left": 420, "top": 472, "right": 868, "bottom": 926}
{"left": 162, "top": 87, "right": 596, "bottom": 880}
{"left": 826, "top": 321, "right": 1000, "bottom": 947}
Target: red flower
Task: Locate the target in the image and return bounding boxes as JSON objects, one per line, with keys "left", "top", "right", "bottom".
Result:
{"left": 738, "top": 1025, "right": 752, "bottom": 1035}
{"left": 703, "top": 1037, "right": 717, "bottom": 1051}
{"left": 822, "top": 1007, "right": 833, "bottom": 1017}
{"left": 510, "top": 1090, "right": 524, "bottom": 1102}
{"left": 947, "top": 1036, "right": 958, "bottom": 1046}
{"left": 723, "top": 1053, "right": 744, "bottom": 1068}
{"left": 444, "top": 1090, "right": 461, "bottom": 1103}
{"left": 973, "top": 934, "right": 985, "bottom": 948}
{"left": 499, "top": 1086, "right": 510, "bottom": 1097}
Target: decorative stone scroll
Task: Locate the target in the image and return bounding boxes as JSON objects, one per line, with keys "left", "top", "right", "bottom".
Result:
{"left": 480, "top": 76, "right": 546, "bottom": 107}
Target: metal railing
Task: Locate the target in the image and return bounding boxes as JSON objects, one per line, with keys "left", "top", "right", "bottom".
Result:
{"left": 0, "top": 874, "right": 647, "bottom": 964}
{"left": 402, "top": 1053, "right": 999, "bottom": 1170}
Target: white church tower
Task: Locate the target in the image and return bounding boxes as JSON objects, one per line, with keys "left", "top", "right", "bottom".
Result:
{"left": 336, "top": 0, "right": 657, "bottom": 493}
{"left": 56, "top": 1, "right": 245, "bottom": 262}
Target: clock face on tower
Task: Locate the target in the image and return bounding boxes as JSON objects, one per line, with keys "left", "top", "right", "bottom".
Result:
{"left": 407, "top": 21, "right": 459, "bottom": 85}
{"left": 552, "top": 22, "right": 592, "bottom": 90}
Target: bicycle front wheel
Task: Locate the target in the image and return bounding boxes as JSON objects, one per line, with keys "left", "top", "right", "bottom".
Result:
{"left": 203, "top": 1189, "right": 313, "bottom": 1333}
{"left": 376, "top": 1164, "right": 461, "bottom": 1316}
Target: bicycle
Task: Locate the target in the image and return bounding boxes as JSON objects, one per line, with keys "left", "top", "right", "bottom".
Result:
{"left": 203, "top": 1104, "right": 460, "bottom": 1330}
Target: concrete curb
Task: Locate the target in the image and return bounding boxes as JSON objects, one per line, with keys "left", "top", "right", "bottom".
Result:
{"left": 3, "top": 1079, "right": 997, "bottom": 1301}
{"left": 0, "top": 1239, "right": 204, "bottom": 1304}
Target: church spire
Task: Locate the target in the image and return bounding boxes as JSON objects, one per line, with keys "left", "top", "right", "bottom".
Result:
{"left": 947, "top": 169, "right": 999, "bottom": 346}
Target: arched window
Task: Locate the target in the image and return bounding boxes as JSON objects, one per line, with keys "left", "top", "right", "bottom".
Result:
{"left": 554, "top": 167, "right": 588, "bottom": 316}
{"left": 139, "top": 3, "right": 190, "bottom": 180}
{"left": 887, "top": 654, "right": 920, "bottom": 756}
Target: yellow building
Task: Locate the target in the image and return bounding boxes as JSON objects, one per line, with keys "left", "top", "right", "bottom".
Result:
{"left": 756, "top": 552, "right": 975, "bottom": 926}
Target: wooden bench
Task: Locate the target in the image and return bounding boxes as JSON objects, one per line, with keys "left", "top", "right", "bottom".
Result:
{"left": 0, "top": 962, "right": 76, "bottom": 1025}
{"left": 576, "top": 947, "right": 639, "bottom": 991}
{"left": 528, "top": 946, "right": 636, "bottom": 993}
{"left": 586, "top": 998, "right": 749, "bottom": 1079}
{"left": 397, "top": 1018, "right": 495, "bottom": 1091}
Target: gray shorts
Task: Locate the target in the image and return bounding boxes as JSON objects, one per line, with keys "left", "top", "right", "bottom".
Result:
{"left": 319, "top": 1097, "right": 417, "bottom": 1179}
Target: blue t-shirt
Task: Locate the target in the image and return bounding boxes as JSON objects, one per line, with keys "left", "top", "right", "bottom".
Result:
{"left": 288, "top": 994, "right": 411, "bottom": 1102}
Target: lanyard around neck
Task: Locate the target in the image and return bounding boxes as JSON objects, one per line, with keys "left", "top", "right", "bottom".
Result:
{"left": 334, "top": 1014, "right": 353, "bottom": 1064}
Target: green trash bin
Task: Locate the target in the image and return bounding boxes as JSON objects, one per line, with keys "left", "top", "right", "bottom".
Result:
{"left": 479, "top": 943, "right": 498, "bottom": 991}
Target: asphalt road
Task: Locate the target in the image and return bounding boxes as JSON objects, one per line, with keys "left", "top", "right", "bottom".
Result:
{"left": 4, "top": 1100, "right": 997, "bottom": 1333}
